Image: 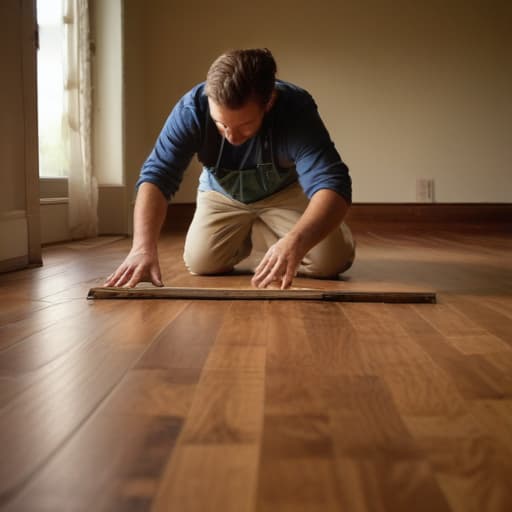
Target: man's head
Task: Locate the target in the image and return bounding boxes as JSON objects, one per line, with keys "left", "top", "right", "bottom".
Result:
{"left": 205, "top": 48, "right": 277, "bottom": 146}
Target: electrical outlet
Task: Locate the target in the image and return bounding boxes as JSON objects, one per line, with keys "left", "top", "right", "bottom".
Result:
{"left": 416, "top": 179, "right": 435, "bottom": 202}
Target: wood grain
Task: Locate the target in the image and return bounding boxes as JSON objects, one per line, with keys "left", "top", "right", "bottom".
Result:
{"left": 152, "top": 444, "right": 260, "bottom": 512}
{"left": 5, "top": 415, "right": 183, "bottom": 512}
{"left": 0, "top": 229, "right": 511, "bottom": 511}
{"left": 179, "top": 369, "right": 265, "bottom": 444}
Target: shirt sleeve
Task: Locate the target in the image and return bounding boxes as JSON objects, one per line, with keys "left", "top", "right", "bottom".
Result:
{"left": 286, "top": 101, "right": 352, "bottom": 204}
{"left": 135, "top": 96, "right": 201, "bottom": 200}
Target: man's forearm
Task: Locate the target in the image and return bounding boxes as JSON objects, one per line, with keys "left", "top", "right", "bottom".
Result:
{"left": 132, "top": 182, "right": 168, "bottom": 251}
{"left": 288, "top": 188, "right": 349, "bottom": 252}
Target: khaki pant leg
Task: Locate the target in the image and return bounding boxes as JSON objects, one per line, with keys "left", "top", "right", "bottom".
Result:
{"left": 253, "top": 183, "right": 356, "bottom": 277}
{"left": 183, "top": 191, "right": 255, "bottom": 275}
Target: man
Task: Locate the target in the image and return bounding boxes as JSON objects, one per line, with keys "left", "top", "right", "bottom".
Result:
{"left": 105, "top": 48, "right": 355, "bottom": 290}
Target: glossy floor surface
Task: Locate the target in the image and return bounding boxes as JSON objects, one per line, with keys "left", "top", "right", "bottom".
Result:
{"left": 0, "top": 227, "right": 511, "bottom": 511}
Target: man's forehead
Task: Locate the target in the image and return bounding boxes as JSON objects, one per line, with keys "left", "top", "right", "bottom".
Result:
{"left": 208, "top": 98, "right": 263, "bottom": 126}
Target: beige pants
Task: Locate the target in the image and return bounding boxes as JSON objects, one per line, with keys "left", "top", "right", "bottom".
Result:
{"left": 183, "top": 182, "right": 355, "bottom": 278}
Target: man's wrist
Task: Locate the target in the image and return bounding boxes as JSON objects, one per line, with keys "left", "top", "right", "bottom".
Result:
{"left": 286, "top": 230, "right": 309, "bottom": 254}
{"left": 131, "top": 242, "right": 157, "bottom": 256}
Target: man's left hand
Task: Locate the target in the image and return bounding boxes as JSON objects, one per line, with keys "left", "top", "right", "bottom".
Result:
{"left": 251, "top": 234, "right": 306, "bottom": 289}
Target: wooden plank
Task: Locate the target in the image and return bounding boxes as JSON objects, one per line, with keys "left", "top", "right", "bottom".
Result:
{"left": 265, "top": 301, "right": 316, "bottom": 371}
{"left": 388, "top": 304, "right": 512, "bottom": 400}
{"left": 442, "top": 294, "right": 512, "bottom": 349}
{"left": 152, "top": 444, "right": 259, "bottom": 512}
{"left": 412, "top": 436, "right": 512, "bottom": 512}
{"left": 103, "top": 368, "right": 201, "bottom": 418}
{"left": 149, "top": 301, "right": 266, "bottom": 511}
{"left": 179, "top": 369, "right": 265, "bottom": 444}
{"left": 333, "top": 458, "right": 452, "bottom": 512}
{"left": 0, "top": 300, "right": 88, "bottom": 351}
{"left": 5, "top": 415, "right": 183, "bottom": 512}
{"left": 256, "top": 458, "right": 343, "bottom": 512}
{"left": 136, "top": 301, "right": 226, "bottom": 371}
{"left": 211, "top": 301, "right": 269, "bottom": 346}
{"left": 0, "top": 300, "right": 186, "bottom": 506}
{"left": 326, "top": 375, "right": 452, "bottom": 512}
{"left": 87, "top": 286, "right": 437, "bottom": 304}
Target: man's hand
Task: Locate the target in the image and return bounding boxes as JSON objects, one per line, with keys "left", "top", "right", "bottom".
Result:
{"left": 104, "top": 182, "right": 168, "bottom": 288}
{"left": 103, "top": 247, "right": 163, "bottom": 288}
{"left": 251, "top": 189, "right": 350, "bottom": 289}
{"left": 251, "top": 234, "right": 306, "bottom": 289}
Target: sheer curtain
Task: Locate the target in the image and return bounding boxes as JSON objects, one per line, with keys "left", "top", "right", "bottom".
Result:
{"left": 63, "top": 0, "right": 98, "bottom": 239}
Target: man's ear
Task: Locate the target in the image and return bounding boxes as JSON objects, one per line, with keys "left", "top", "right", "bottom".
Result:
{"left": 265, "top": 89, "right": 278, "bottom": 112}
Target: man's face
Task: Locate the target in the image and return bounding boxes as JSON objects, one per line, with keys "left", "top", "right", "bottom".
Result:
{"left": 208, "top": 97, "right": 271, "bottom": 146}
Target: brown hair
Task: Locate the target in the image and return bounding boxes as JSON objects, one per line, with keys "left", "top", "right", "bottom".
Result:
{"left": 205, "top": 48, "right": 277, "bottom": 109}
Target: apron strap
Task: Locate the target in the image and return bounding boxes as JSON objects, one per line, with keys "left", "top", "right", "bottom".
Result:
{"left": 214, "top": 136, "right": 226, "bottom": 171}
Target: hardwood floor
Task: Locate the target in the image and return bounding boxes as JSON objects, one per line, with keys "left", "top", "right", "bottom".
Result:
{"left": 0, "top": 227, "right": 511, "bottom": 511}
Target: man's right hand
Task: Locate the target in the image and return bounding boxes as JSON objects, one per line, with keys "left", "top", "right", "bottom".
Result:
{"left": 103, "top": 247, "right": 164, "bottom": 288}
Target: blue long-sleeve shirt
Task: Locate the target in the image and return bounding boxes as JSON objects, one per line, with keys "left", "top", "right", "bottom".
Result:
{"left": 136, "top": 80, "right": 352, "bottom": 204}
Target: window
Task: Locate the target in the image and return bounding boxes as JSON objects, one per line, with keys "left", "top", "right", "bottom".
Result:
{"left": 37, "top": 0, "right": 67, "bottom": 177}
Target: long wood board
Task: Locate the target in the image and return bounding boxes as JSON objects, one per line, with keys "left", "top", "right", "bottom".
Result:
{"left": 87, "top": 286, "right": 436, "bottom": 304}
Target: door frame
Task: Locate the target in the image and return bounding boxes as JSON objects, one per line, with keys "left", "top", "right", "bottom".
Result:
{"left": 22, "top": 0, "right": 41, "bottom": 265}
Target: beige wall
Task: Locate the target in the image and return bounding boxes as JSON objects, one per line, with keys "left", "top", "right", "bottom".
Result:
{"left": 91, "top": 0, "right": 130, "bottom": 235}
{"left": 122, "top": 0, "right": 149, "bottom": 232}
{"left": 124, "top": 0, "right": 512, "bottom": 203}
{"left": 92, "top": 0, "right": 123, "bottom": 186}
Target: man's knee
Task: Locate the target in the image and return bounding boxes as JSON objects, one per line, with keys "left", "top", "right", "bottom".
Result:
{"left": 300, "top": 232, "right": 356, "bottom": 278}
{"left": 183, "top": 245, "right": 233, "bottom": 275}
{"left": 183, "top": 235, "right": 253, "bottom": 275}
{"left": 300, "top": 251, "right": 355, "bottom": 278}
